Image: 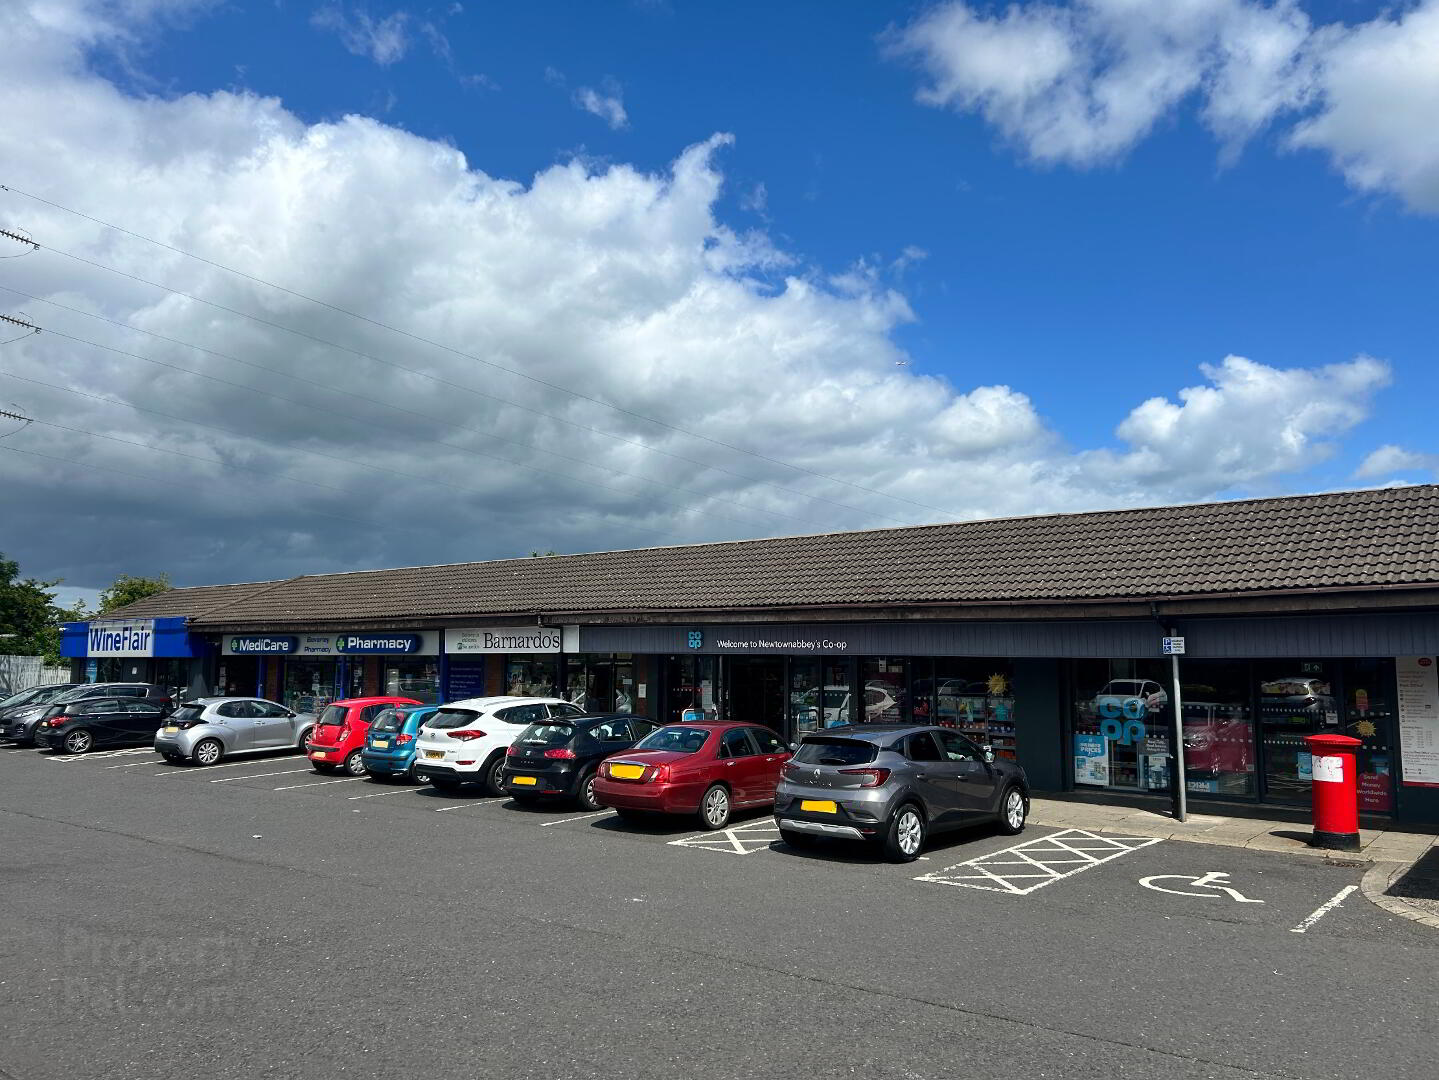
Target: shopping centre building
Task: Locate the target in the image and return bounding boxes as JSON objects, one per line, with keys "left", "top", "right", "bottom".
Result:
{"left": 61, "top": 484, "right": 1439, "bottom": 825}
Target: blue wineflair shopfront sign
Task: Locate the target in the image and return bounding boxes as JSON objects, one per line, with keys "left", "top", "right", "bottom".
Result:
{"left": 60, "top": 616, "right": 194, "bottom": 658}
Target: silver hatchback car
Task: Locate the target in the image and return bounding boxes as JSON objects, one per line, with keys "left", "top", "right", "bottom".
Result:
{"left": 774, "top": 724, "right": 1030, "bottom": 862}
{"left": 155, "top": 697, "right": 315, "bottom": 766}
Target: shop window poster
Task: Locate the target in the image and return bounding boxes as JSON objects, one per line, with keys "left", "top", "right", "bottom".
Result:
{"left": 1074, "top": 734, "right": 1108, "bottom": 786}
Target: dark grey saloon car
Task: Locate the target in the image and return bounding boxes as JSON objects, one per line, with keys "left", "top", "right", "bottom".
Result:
{"left": 773, "top": 724, "right": 1029, "bottom": 862}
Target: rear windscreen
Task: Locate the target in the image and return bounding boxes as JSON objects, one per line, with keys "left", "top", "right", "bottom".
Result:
{"left": 794, "top": 738, "right": 877, "bottom": 766}
{"left": 426, "top": 708, "right": 480, "bottom": 731}
{"left": 317, "top": 705, "right": 348, "bottom": 727}
{"left": 371, "top": 708, "right": 404, "bottom": 733}
{"left": 169, "top": 705, "right": 205, "bottom": 724}
{"left": 514, "top": 722, "right": 576, "bottom": 746}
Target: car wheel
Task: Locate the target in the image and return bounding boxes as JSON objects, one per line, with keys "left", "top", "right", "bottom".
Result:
{"left": 62, "top": 729, "right": 94, "bottom": 755}
{"left": 882, "top": 803, "right": 926, "bottom": 863}
{"left": 295, "top": 728, "right": 314, "bottom": 750}
{"left": 343, "top": 750, "right": 367, "bottom": 777}
{"left": 575, "top": 770, "right": 601, "bottom": 811}
{"left": 406, "top": 762, "right": 425, "bottom": 785}
{"left": 429, "top": 776, "right": 461, "bottom": 792}
{"left": 192, "top": 738, "right": 223, "bottom": 767}
{"left": 699, "top": 784, "right": 731, "bottom": 830}
{"left": 780, "top": 828, "right": 818, "bottom": 849}
{"left": 997, "top": 785, "right": 1027, "bottom": 835}
{"left": 482, "top": 754, "right": 507, "bottom": 797}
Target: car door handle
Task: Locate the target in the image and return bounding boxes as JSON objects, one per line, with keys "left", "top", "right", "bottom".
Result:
{"left": 726, "top": 760, "right": 736, "bottom": 766}
{"left": 914, "top": 771, "right": 928, "bottom": 779}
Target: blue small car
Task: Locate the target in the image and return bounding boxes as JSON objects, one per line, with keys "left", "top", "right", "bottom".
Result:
{"left": 361, "top": 704, "right": 439, "bottom": 783}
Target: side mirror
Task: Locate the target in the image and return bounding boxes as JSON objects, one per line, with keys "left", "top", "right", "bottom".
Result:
{"left": 788, "top": 742, "right": 798, "bottom": 752}
{"left": 982, "top": 745, "right": 995, "bottom": 764}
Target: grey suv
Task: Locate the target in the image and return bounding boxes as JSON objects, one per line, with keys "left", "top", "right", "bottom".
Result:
{"left": 774, "top": 724, "right": 1029, "bottom": 862}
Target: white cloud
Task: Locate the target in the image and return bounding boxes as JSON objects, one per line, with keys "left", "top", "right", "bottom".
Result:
{"left": 0, "top": 0, "right": 1404, "bottom": 589}
{"left": 887, "top": 0, "right": 1439, "bottom": 213}
{"left": 1356, "top": 444, "right": 1436, "bottom": 479}
{"left": 311, "top": 3, "right": 411, "bottom": 66}
{"left": 574, "top": 81, "right": 629, "bottom": 130}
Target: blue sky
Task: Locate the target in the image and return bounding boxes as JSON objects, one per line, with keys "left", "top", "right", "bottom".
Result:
{"left": 4, "top": 0, "right": 1439, "bottom": 600}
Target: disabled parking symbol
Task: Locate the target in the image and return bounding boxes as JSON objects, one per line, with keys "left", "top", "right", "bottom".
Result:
{"left": 1139, "top": 870, "right": 1264, "bottom": 903}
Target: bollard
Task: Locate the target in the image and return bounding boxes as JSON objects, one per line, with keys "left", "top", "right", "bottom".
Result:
{"left": 1304, "top": 732, "right": 1362, "bottom": 851}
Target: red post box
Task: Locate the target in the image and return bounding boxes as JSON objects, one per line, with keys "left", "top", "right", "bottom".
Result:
{"left": 1304, "top": 733, "right": 1362, "bottom": 851}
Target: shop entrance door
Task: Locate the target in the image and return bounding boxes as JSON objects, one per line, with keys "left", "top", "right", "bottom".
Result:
{"left": 725, "top": 657, "right": 786, "bottom": 735}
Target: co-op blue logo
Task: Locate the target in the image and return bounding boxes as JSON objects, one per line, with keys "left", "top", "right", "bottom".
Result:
{"left": 687, "top": 630, "right": 703, "bottom": 650}
{"left": 1098, "top": 697, "right": 1147, "bottom": 745}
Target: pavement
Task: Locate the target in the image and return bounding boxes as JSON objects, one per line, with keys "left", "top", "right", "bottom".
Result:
{"left": 1029, "top": 792, "right": 1439, "bottom": 928}
{"left": 3, "top": 743, "right": 1438, "bottom": 1080}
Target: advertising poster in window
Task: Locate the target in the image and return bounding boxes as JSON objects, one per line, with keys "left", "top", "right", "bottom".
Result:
{"left": 1074, "top": 734, "right": 1108, "bottom": 786}
{"left": 1397, "top": 656, "right": 1439, "bottom": 787}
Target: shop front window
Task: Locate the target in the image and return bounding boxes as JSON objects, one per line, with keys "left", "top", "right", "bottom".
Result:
{"left": 1073, "top": 659, "right": 1172, "bottom": 791}
{"left": 789, "top": 659, "right": 822, "bottom": 737}
{"left": 385, "top": 660, "right": 439, "bottom": 703}
{"left": 1178, "top": 660, "right": 1255, "bottom": 799}
{"left": 664, "top": 656, "right": 717, "bottom": 723}
{"left": 821, "top": 659, "right": 854, "bottom": 727}
{"left": 929, "top": 660, "right": 1017, "bottom": 761}
{"left": 1258, "top": 660, "right": 1336, "bottom": 804}
{"left": 1341, "top": 659, "right": 1396, "bottom": 814}
{"left": 284, "top": 659, "right": 339, "bottom": 714}
{"left": 506, "top": 656, "right": 559, "bottom": 698}
{"left": 563, "top": 656, "right": 642, "bottom": 714}
{"left": 860, "top": 658, "right": 908, "bottom": 723}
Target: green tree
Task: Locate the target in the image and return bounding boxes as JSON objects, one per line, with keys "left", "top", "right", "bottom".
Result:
{"left": 96, "top": 573, "right": 172, "bottom": 614}
{"left": 0, "top": 552, "right": 82, "bottom": 663}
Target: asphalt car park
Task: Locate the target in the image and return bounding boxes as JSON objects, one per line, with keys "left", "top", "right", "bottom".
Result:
{"left": 2, "top": 742, "right": 1436, "bottom": 1080}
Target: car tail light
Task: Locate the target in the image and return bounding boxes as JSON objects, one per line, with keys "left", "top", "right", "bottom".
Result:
{"left": 447, "top": 729, "right": 486, "bottom": 741}
{"left": 648, "top": 764, "right": 669, "bottom": 783}
{"left": 544, "top": 748, "right": 575, "bottom": 759}
{"left": 336, "top": 725, "right": 350, "bottom": 742}
{"left": 506, "top": 744, "right": 520, "bottom": 756}
{"left": 396, "top": 733, "right": 413, "bottom": 745}
{"left": 839, "top": 768, "right": 891, "bottom": 788}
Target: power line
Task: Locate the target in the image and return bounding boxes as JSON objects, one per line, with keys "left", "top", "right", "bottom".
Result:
{"left": 0, "top": 284, "right": 823, "bottom": 534}
{"left": 0, "top": 185, "right": 960, "bottom": 520}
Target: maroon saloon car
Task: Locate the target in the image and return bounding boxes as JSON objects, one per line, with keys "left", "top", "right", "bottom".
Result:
{"left": 593, "top": 721, "right": 792, "bottom": 830}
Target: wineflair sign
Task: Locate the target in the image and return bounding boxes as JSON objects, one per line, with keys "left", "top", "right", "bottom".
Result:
{"left": 446, "top": 627, "right": 562, "bottom": 654}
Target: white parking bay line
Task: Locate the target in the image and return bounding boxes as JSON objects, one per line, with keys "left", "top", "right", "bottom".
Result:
{"left": 274, "top": 777, "right": 366, "bottom": 790}
{"left": 916, "top": 829, "right": 1164, "bottom": 895}
{"left": 211, "top": 768, "right": 311, "bottom": 783}
{"left": 108, "top": 757, "right": 174, "bottom": 769}
{"left": 1290, "top": 885, "right": 1359, "bottom": 934}
{"left": 434, "top": 800, "right": 504, "bottom": 813}
{"left": 155, "top": 756, "right": 302, "bottom": 776}
{"left": 540, "top": 810, "right": 616, "bottom": 826}
{"left": 348, "top": 789, "right": 416, "bottom": 800}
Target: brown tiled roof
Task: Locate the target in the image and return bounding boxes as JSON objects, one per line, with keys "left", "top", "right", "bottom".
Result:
{"left": 117, "top": 484, "right": 1439, "bottom": 627}
{"left": 102, "top": 580, "right": 286, "bottom": 620}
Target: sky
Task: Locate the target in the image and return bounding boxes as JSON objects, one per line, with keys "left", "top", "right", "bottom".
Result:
{"left": 1, "top": 0, "right": 1437, "bottom": 611}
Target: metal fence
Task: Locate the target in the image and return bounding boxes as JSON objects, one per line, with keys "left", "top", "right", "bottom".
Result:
{"left": 0, "top": 655, "right": 70, "bottom": 692}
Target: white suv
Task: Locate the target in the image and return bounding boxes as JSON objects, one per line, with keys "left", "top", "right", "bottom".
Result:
{"left": 412, "top": 697, "right": 584, "bottom": 794}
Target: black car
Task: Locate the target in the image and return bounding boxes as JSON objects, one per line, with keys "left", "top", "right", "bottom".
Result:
{"left": 502, "top": 713, "right": 661, "bottom": 809}
{"left": 0, "top": 683, "right": 81, "bottom": 726}
{"left": 33, "top": 695, "right": 175, "bottom": 755}
{"left": 4, "top": 682, "right": 174, "bottom": 745}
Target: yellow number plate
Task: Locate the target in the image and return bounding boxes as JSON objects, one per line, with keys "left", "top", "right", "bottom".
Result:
{"left": 163, "top": 726, "right": 178, "bottom": 734}
{"left": 610, "top": 763, "right": 645, "bottom": 779}
{"left": 511, "top": 775, "right": 537, "bottom": 786}
{"left": 801, "top": 799, "right": 838, "bottom": 814}
{"left": 312, "top": 752, "right": 327, "bottom": 759}
{"left": 424, "top": 750, "right": 444, "bottom": 760}
{"left": 372, "top": 740, "right": 389, "bottom": 749}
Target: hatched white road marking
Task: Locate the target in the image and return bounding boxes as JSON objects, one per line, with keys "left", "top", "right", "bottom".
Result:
{"left": 49, "top": 747, "right": 156, "bottom": 762}
{"left": 669, "top": 818, "right": 781, "bottom": 855}
{"left": 1290, "top": 885, "right": 1358, "bottom": 933}
{"left": 916, "top": 829, "right": 1163, "bottom": 895}
{"left": 210, "top": 768, "right": 311, "bottom": 783}
{"left": 273, "top": 777, "right": 366, "bottom": 790}
{"left": 540, "top": 810, "right": 616, "bottom": 826}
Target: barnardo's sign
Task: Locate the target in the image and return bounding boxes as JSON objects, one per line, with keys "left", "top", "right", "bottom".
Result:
{"left": 446, "top": 627, "right": 562, "bottom": 654}
{"left": 225, "top": 635, "right": 298, "bottom": 656}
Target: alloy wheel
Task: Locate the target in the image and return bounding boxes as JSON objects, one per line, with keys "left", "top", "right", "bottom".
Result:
{"left": 897, "top": 810, "right": 923, "bottom": 856}
{"left": 345, "top": 751, "right": 366, "bottom": 776}
{"left": 703, "top": 786, "right": 730, "bottom": 828}
{"left": 63, "top": 730, "right": 92, "bottom": 754}
{"left": 1005, "top": 789, "right": 1025, "bottom": 831}
{"left": 195, "top": 740, "right": 222, "bottom": 766}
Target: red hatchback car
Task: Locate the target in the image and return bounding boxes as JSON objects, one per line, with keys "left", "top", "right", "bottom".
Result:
{"left": 593, "top": 721, "right": 792, "bottom": 830}
{"left": 307, "top": 696, "right": 422, "bottom": 776}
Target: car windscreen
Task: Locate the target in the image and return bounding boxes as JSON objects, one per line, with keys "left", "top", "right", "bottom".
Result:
{"left": 0, "top": 687, "right": 43, "bottom": 709}
{"left": 794, "top": 738, "right": 877, "bottom": 766}
{"left": 425, "top": 707, "right": 481, "bottom": 731}
{"left": 54, "top": 685, "right": 112, "bottom": 703}
{"left": 633, "top": 726, "right": 711, "bottom": 754}
{"left": 316, "top": 704, "right": 348, "bottom": 727}
{"left": 370, "top": 708, "right": 405, "bottom": 733}
{"left": 514, "top": 722, "right": 576, "bottom": 747}
{"left": 169, "top": 705, "right": 206, "bottom": 724}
